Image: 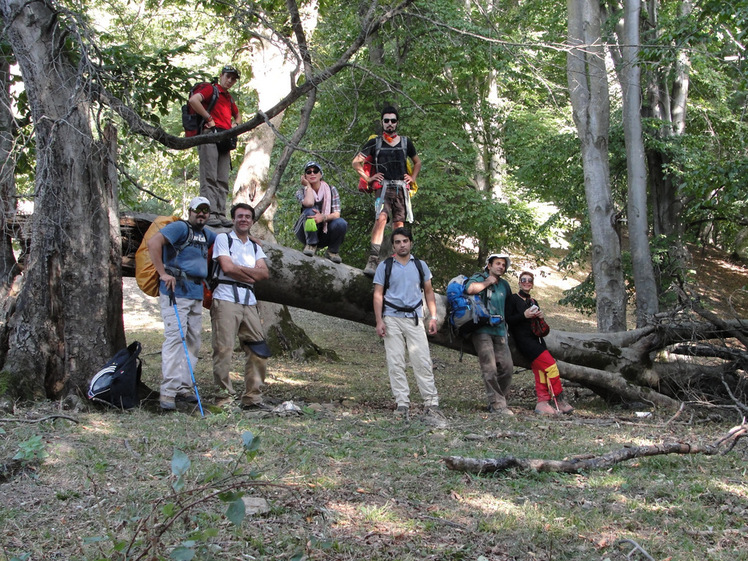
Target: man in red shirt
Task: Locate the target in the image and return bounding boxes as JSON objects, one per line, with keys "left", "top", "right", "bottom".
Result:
{"left": 188, "top": 66, "right": 242, "bottom": 227}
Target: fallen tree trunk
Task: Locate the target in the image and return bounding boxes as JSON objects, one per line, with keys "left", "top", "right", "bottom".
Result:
{"left": 443, "top": 424, "right": 747, "bottom": 474}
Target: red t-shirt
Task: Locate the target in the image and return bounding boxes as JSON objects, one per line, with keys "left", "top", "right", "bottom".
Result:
{"left": 193, "top": 83, "right": 238, "bottom": 130}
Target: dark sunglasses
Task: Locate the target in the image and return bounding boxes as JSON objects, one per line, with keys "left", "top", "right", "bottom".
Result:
{"left": 193, "top": 206, "right": 211, "bottom": 214}
{"left": 382, "top": 118, "right": 398, "bottom": 124}
{"left": 520, "top": 277, "right": 533, "bottom": 283}
{"left": 305, "top": 168, "right": 320, "bottom": 174}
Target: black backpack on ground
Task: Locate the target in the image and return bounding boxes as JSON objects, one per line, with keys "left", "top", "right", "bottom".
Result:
{"left": 87, "top": 341, "right": 143, "bottom": 410}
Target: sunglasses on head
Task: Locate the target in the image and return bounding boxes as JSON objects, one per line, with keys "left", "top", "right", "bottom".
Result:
{"left": 305, "top": 168, "right": 320, "bottom": 174}
{"left": 382, "top": 118, "right": 398, "bottom": 124}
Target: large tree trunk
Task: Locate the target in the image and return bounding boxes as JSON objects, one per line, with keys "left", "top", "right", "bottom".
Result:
{"left": 615, "top": 0, "right": 659, "bottom": 326}
{"left": 567, "top": 0, "right": 627, "bottom": 332}
{"left": 0, "top": 53, "right": 18, "bottom": 293}
{"left": 0, "top": 0, "right": 125, "bottom": 399}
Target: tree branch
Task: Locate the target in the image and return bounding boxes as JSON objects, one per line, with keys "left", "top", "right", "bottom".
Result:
{"left": 444, "top": 424, "right": 747, "bottom": 474}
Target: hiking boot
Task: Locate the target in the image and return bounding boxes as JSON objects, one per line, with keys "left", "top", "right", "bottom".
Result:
{"left": 363, "top": 254, "right": 379, "bottom": 276}
{"left": 488, "top": 403, "right": 514, "bottom": 416}
{"left": 325, "top": 250, "right": 342, "bottom": 264}
{"left": 556, "top": 399, "right": 574, "bottom": 415}
{"left": 159, "top": 397, "right": 176, "bottom": 411}
{"left": 422, "top": 405, "right": 449, "bottom": 429}
{"left": 394, "top": 405, "right": 410, "bottom": 422}
{"left": 303, "top": 244, "right": 317, "bottom": 256}
{"left": 240, "top": 401, "right": 273, "bottom": 412}
{"left": 176, "top": 392, "right": 198, "bottom": 403}
{"left": 535, "top": 401, "right": 559, "bottom": 416}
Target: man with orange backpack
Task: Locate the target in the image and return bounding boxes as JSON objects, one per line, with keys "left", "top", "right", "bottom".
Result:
{"left": 352, "top": 105, "right": 421, "bottom": 276}
{"left": 147, "top": 196, "right": 216, "bottom": 410}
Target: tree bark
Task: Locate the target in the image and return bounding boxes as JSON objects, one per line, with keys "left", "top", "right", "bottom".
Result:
{"left": 0, "top": 0, "right": 125, "bottom": 398}
{"left": 567, "top": 0, "right": 627, "bottom": 332}
{"left": 618, "top": 0, "right": 659, "bottom": 327}
{"left": 0, "top": 53, "right": 18, "bottom": 292}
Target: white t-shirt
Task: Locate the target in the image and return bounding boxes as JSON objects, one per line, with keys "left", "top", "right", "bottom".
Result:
{"left": 212, "top": 231, "right": 266, "bottom": 306}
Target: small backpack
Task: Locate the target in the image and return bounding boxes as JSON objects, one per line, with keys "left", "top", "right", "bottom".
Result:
{"left": 135, "top": 217, "right": 193, "bottom": 297}
{"left": 182, "top": 82, "right": 219, "bottom": 137}
{"left": 446, "top": 274, "right": 500, "bottom": 338}
{"left": 87, "top": 341, "right": 143, "bottom": 410}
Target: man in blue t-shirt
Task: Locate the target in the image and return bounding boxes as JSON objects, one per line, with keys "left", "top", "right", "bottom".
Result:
{"left": 465, "top": 253, "right": 515, "bottom": 415}
{"left": 148, "top": 196, "right": 217, "bottom": 410}
{"left": 372, "top": 227, "right": 447, "bottom": 428}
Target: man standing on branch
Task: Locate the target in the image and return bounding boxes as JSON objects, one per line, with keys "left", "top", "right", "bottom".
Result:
{"left": 353, "top": 105, "right": 421, "bottom": 276}
{"left": 188, "top": 65, "right": 241, "bottom": 227}
{"left": 147, "top": 196, "right": 217, "bottom": 411}
{"left": 210, "top": 203, "right": 272, "bottom": 411}
{"left": 372, "top": 227, "right": 447, "bottom": 428}
{"left": 465, "top": 253, "right": 515, "bottom": 416}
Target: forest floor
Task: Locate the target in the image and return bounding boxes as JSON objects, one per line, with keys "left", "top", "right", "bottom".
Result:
{"left": 1, "top": 245, "right": 746, "bottom": 561}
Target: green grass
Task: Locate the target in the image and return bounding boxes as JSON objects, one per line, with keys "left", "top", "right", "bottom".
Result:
{"left": 1, "top": 302, "right": 746, "bottom": 561}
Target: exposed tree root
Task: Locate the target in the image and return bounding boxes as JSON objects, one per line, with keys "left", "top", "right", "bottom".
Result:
{"left": 443, "top": 423, "right": 747, "bottom": 474}
{"left": 0, "top": 414, "right": 79, "bottom": 424}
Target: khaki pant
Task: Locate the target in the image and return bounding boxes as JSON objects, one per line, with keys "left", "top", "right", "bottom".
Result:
{"left": 382, "top": 316, "right": 439, "bottom": 408}
{"left": 210, "top": 298, "right": 267, "bottom": 405}
{"left": 159, "top": 294, "right": 203, "bottom": 399}
{"left": 471, "top": 332, "right": 513, "bottom": 408}
{"left": 198, "top": 142, "right": 231, "bottom": 217}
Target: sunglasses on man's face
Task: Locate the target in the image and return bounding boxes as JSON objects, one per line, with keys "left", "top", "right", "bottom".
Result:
{"left": 382, "top": 118, "right": 398, "bottom": 124}
{"left": 193, "top": 206, "right": 211, "bottom": 214}
{"left": 305, "top": 168, "right": 320, "bottom": 175}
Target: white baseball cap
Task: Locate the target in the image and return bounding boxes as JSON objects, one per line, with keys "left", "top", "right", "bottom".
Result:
{"left": 189, "top": 196, "right": 210, "bottom": 210}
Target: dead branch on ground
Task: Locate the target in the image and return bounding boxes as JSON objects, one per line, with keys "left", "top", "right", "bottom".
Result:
{"left": 443, "top": 423, "right": 747, "bottom": 474}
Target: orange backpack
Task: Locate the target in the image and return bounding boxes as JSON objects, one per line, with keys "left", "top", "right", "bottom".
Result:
{"left": 134, "top": 216, "right": 183, "bottom": 297}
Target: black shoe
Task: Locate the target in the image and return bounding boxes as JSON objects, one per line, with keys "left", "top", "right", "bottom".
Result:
{"left": 240, "top": 402, "right": 273, "bottom": 412}
{"left": 176, "top": 393, "right": 198, "bottom": 403}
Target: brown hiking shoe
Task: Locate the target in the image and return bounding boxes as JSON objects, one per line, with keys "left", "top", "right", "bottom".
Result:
{"left": 325, "top": 250, "right": 342, "bottom": 264}
{"left": 535, "top": 401, "right": 559, "bottom": 416}
{"left": 303, "top": 244, "right": 317, "bottom": 256}
{"left": 363, "top": 254, "right": 379, "bottom": 276}
{"left": 488, "top": 403, "right": 514, "bottom": 416}
{"left": 556, "top": 399, "right": 574, "bottom": 415}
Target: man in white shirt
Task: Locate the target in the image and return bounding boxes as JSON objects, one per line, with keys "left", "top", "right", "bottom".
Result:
{"left": 210, "top": 203, "right": 271, "bottom": 410}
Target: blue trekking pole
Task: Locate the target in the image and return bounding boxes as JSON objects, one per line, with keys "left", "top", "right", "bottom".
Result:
{"left": 169, "top": 290, "right": 205, "bottom": 417}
